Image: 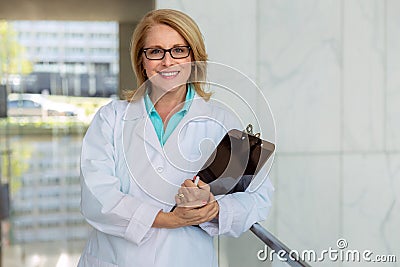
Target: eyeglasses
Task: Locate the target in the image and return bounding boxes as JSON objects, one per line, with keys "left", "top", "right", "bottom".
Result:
{"left": 143, "top": 46, "right": 191, "bottom": 60}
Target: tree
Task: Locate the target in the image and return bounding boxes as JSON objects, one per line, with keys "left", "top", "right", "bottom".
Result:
{"left": 0, "top": 21, "right": 32, "bottom": 85}
{"left": 0, "top": 21, "right": 32, "bottom": 190}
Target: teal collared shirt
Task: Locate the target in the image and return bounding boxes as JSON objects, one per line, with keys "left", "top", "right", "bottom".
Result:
{"left": 144, "top": 84, "right": 195, "bottom": 146}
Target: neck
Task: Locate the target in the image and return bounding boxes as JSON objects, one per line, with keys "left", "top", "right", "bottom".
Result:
{"left": 149, "top": 84, "right": 187, "bottom": 122}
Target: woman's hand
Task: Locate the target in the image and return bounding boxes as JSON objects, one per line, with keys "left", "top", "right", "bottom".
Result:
{"left": 171, "top": 193, "right": 219, "bottom": 227}
{"left": 175, "top": 179, "right": 210, "bottom": 208}
{"left": 152, "top": 179, "right": 220, "bottom": 228}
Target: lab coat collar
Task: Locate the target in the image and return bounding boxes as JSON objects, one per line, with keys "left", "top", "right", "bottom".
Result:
{"left": 122, "top": 93, "right": 211, "bottom": 121}
{"left": 122, "top": 98, "right": 147, "bottom": 121}
{"left": 122, "top": 93, "right": 213, "bottom": 155}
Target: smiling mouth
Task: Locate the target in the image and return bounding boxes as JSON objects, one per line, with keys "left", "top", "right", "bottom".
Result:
{"left": 158, "top": 71, "right": 179, "bottom": 78}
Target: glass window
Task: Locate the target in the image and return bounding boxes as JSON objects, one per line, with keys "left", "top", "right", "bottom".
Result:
{"left": 1, "top": 19, "right": 119, "bottom": 267}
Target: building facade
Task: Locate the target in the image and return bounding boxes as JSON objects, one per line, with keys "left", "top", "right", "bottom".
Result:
{"left": 11, "top": 21, "right": 119, "bottom": 97}
{"left": 9, "top": 134, "right": 90, "bottom": 244}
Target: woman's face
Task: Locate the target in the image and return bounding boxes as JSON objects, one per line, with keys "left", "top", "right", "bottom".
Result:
{"left": 142, "top": 24, "right": 192, "bottom": 94}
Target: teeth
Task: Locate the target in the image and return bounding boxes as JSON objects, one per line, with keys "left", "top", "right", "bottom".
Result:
{"left": 159, "top": 71, "right": 178, "bottom": 77}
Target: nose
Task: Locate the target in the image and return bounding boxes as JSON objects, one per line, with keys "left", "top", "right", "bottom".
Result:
{"left": 161, "top": 51, "right": 175, "bottom": 66}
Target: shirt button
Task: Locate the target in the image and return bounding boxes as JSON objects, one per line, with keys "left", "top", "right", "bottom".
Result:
{"left": 156, "top": 167, "right": 164, "bottom": 173}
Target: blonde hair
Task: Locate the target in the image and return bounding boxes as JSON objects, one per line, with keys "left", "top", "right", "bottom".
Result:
{"left": 125, "top": 9, "right": 210, "bottom": 101}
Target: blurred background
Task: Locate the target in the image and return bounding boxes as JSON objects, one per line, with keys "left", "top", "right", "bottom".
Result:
{"left": 0, "top": 0, "right": 399, "bottom": 266}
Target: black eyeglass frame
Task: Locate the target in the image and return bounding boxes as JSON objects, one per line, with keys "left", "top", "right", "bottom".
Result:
{"left": 142, "top": 46, "right": 191, "bottom": 60}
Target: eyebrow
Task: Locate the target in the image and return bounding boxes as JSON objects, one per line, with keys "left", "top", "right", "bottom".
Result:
{"left": 145, "top": 44, "right": 188, "bottom": 48}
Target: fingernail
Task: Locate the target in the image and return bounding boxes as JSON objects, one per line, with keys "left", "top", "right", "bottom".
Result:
{"left": 202, "top": 200, "right": 207, "bottom": 205}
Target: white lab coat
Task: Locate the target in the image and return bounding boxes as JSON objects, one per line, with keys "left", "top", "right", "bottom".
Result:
{"left": 78, "top": 94, "right": 274, "bottom": 267}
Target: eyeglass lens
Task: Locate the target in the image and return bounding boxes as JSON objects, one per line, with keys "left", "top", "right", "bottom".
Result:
{"left": 144, "top": 46, "right": 190, "bottom": 60}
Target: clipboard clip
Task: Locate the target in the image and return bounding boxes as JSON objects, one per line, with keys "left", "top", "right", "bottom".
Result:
{"left": 245, "top": 124, "right": 261, "bottom": 138}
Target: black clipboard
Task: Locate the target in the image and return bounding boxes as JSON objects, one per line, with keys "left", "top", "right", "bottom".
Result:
{"left": 197, "top": 128, "right": 275, "bottom": 195}
{"left": 170, "top": 126, "right": 275, "bottom": 212}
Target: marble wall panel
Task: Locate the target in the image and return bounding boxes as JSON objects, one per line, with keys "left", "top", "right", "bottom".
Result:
{"left": 156, "top": 0, "right": 258, "bottom": 80}
{"left": 386, "top": 0, "right": 400, "bottom": 152}
{"left": 342, "top": 0, "right": 386, "bottom": 152}
{"left": 218, "top": 233, "right": 272, "bottom": 267}
{"left": 272, "top": 154, "right": 341, "bottom": 266}
{"left": 342, "top": 154, "right": 400, "bottom": 266}
{"left": 258, "top": 0, "right": 341, "bottom": 153}
{"left": 154, "top": 1, "right": 400, "bottom": 266}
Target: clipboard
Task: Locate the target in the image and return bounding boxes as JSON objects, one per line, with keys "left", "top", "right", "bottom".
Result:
{"left": 170, "top": 125, "right": 274, "bottom": 212}
{"left": 196, "top": 125, "right": 275, "bottom": 195}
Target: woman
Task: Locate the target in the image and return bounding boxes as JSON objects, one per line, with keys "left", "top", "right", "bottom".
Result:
{"left": 78, "top": 9, "right": 273, "bottom": 267}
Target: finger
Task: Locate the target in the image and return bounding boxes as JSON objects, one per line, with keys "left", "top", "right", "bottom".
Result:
{"left": 173, "top": 207, "right": 202, "bottom": 225}
{"left": 178, "top": 188, "right": 184, "bottom": 195}
{"left": 183, "top": 179, "right": 196, "bottom": 187}
{"left": 180, "top": 199, "right": 206, "bottom": 209}
{"left": 204, "top": 198, "right": 219, "bottom": 216}
{"left": 186, "top": 205, "right": 217, "bottom": 225}
{"left": 203, "top": 202, "right": 219, "bottom": 221}
{"left": 197, "top": 179, "right": 210, "bottom": 191}
{"left": 196, "top": 179, "right": 207, "bottom": 186}
{"left": 175, "top": 194, "right": 184, "bottom": 206}
{"left": 179, "top": 186, "right": 194, "bottom": 198}
{"left": 180, "top": 186, "right": 196, "bottom": 202}
{"left": 187, "top": 186, "right": 211, "bottom": 203}
{"left": 177, "top": 188, "right": 189, "bottom": 202}
{"left": 191, "top": 204, "right": 218, "bottom": 224}
{"left": 208, "top": 192, "right": 216, "bottom": 203}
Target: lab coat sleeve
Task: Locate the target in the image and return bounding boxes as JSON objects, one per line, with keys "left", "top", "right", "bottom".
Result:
{"left": 80, "top": 102, "right": 161, "bottom": 245}
{"left": 199, "top": 167, "right": 274, "bottom": 237}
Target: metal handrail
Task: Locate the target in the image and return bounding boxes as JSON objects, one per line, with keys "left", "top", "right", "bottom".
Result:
{"left": 250, "top": 223, "right": 312, "bottom": 267}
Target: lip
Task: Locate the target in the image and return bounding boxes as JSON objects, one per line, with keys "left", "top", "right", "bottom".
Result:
{"left": 158, "top": 70, "right": 180, "bottom": 79}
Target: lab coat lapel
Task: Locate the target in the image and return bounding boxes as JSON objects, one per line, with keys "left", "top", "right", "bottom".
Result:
{"left": 123, "top": 99, "right": 179, "bottom": 205}
{"left": 165, "top": 94, "right": 214, "bottom": 143}
{"left": 123, "top": 98, "right": 163, "bottom": 155}
{"left": 163, "top": 95, "right": 213, "bottom": 172}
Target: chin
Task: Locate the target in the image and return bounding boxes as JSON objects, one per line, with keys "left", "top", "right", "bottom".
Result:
{"left": 150, "top": 73, "right": 190, "bottom": 93}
